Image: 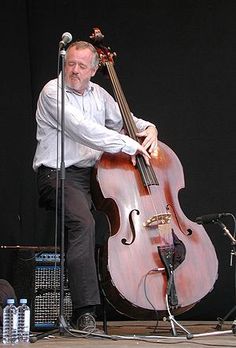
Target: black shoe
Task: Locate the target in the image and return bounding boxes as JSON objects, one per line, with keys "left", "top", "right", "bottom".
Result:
{"left": 71, "top": 312, "right": 104, "bottom": 334}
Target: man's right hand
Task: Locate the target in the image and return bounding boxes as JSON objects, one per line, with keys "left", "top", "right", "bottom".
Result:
{"left": 131, "top": 144, "right": 151, "bottom": 166}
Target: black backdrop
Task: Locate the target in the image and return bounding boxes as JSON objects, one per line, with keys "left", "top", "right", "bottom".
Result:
{"left": 0, "top": 0, "right": 236, "bottom": 321}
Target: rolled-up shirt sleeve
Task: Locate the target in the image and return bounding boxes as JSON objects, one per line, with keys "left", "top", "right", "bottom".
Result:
{"left": 39, "top": 84, "right": 139, "bottom": 155}
{"left": 33, "top": 77, "right": 155, "bottom": 170}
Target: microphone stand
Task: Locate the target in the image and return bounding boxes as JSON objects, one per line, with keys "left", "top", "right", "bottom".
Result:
{"left": 30, "top": 46, "right": 68, "bottom": 343}
{"left": 57, "top": 47, "right": 68, "bottom": 334}
{"left": 214, "top": 219, "right": 236, "bottom": 332}
{"left": 163, "top": 266, "right": 193, "bottom": 339}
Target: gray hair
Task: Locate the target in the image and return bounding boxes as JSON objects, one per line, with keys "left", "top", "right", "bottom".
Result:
{"left": 65, "top": 41, "right": 100, "bottom": 68}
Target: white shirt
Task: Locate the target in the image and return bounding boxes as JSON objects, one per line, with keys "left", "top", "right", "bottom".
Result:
{"left": 33, "top": 76, "right": 155, "bottom": 171}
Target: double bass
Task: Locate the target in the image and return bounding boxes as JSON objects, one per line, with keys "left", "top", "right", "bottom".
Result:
{"left": 90, "top": 28, "right": 218, "bottom": 320}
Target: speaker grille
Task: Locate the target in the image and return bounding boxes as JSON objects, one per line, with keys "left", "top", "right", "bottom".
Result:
{"left": 32, "top": 252, "right": 72, "bottom": 330}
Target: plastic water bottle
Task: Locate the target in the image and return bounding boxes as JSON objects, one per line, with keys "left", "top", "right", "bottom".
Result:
{"left": 2, "top": 298, "right": 18, "bottom": 344}
{"left": 18, "top": 298, "right": 30, "bottom": 343}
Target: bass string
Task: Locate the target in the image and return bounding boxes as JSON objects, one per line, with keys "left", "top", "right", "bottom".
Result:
{"left": 106, "top": 61, "right": 172, "bottom": 244}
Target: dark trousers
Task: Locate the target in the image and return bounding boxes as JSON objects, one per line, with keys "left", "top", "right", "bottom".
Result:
{"left": 37, "top": 165, "right": 101, "bottom": 310}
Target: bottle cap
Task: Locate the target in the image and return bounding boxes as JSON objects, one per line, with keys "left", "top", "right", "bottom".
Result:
{"left": 19, "top": 298, "right": 27, "bottom": 304}
{"left": 6, "top": 298, "right": 15, "bottom": 304}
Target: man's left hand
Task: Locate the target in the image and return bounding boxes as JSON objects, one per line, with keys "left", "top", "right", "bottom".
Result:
{"left": 136, "top": 126, "right": 158, "bottom": 153}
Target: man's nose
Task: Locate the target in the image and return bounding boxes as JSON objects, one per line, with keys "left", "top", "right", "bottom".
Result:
{"left": 72, "top": 64, "right": 79, "bottom": 73}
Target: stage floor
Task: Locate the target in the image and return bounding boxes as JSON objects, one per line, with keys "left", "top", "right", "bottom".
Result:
{"left": 1, "top": 320, "right": 235, "bottom": 347}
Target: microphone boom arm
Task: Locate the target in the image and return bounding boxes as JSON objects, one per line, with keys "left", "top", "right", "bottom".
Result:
{"left": 214, "top": 220, "right": 236, "bottom": 245}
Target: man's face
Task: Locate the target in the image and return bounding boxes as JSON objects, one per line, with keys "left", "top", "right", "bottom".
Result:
{"left": 65, "top": 46, "right": 97, "bottom": 94}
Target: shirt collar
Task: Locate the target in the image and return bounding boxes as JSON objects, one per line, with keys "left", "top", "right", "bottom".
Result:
{"left": 65, "top": 82, "right": 94, "bottom": 96}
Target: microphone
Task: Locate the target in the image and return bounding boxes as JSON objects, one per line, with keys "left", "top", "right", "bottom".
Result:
{"left": 59, "top": 32, "right": 72, "bottom": 49}
{"left": 195, "top": 213, "right": 230, "bottom": 224}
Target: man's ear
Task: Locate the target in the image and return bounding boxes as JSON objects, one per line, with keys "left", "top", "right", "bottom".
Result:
{"left": 91, "top": 66, "right": 98, "bottom": 77}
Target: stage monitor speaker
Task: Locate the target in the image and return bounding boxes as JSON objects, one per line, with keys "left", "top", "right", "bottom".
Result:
{"left": 0, "top": 246, "right": 72, "bottom": 330}
{"left": 31, "top": 251, "right": 72, "bottom": 330}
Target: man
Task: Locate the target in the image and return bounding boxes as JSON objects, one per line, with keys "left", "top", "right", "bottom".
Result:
{"left": 33, "top": 41, "right": 158, "bottom": 332}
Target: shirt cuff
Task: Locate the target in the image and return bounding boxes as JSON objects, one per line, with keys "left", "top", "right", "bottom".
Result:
{"left": 119, "top": 134, "right": 138, "bottom": 155}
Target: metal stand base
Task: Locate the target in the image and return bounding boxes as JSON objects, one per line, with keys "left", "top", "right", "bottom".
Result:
{"left": 163, "top": 313, "right": 193, "bottom": 339}
{"left": 216, "top": 304, "right": 236, "bottom": 330}
{"left": 133, "top": 328, "right": 235, "bottom": 341}
{"left": 29, "top": 315, "right": 70, "bottom": 343}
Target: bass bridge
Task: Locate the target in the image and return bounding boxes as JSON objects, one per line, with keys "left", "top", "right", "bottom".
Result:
{"left": 143, "top": 212, "right": 171, "bottom": 227}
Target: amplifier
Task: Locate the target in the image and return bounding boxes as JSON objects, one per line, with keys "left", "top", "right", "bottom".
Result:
{"left": 32, "top": 252, "right": 72, "bottom": 330}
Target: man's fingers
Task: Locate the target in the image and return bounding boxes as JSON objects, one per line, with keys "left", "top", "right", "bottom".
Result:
{"left": 131, "top": 155, "right": 136, "bottom": 166}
